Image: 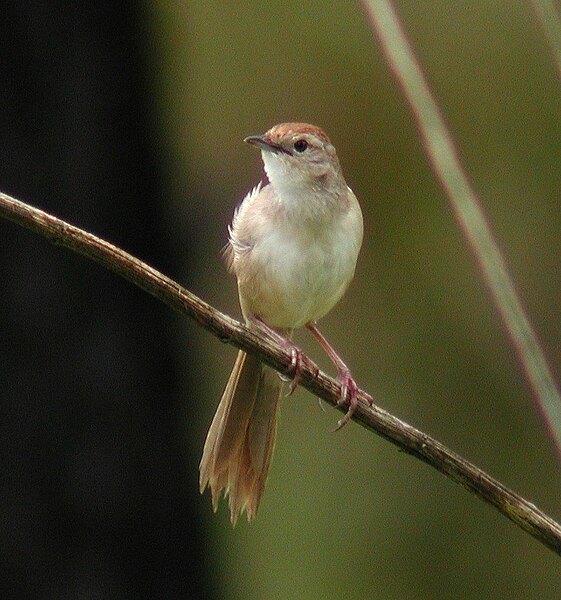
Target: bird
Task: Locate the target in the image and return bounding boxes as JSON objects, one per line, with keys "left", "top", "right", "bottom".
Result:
{"left": 199, "top": 123, "right": 364, "bottom": 524}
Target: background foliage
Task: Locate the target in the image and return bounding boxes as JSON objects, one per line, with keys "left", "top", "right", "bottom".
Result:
{"left": 0, "top": 1, "right": 559, "bottom": 598}
{"left": 153, "top": 1, "right": 561, "bottom": 598}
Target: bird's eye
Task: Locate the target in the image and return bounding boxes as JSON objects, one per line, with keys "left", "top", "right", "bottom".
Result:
{"left": 293, "top": 139, "right": 308, "bottom": 153}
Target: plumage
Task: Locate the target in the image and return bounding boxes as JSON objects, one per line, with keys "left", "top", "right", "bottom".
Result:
{"left": 199, "top": 123, "right": 363, "bottom": 523}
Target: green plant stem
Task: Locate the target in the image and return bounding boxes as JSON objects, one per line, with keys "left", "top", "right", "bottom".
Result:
{"left": 363, "top": 0, "right": 561, "bottom": 456}
{"left": 531, "top": 0, "right": 561, "bottom": 83}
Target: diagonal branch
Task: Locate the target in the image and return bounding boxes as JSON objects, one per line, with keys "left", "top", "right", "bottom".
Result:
{"left": 1, "top": 189, "right": 560, "bottom": 556}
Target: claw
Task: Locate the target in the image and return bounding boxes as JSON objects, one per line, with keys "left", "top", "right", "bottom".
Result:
{"left": 305, "top": 323, "right": 363, "bottom": 431}
{"left": 285, "top": 347, "right": 304, "bottom": 396}
{"left": 249, "top": 315, "right": 303, "bottom": 393}
{"left": 332, "top": 368, "right": 359, "bottom": 432}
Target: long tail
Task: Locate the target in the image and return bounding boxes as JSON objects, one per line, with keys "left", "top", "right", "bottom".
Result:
{"left": 199, "top": 350, "right": 282, "bottom": 524}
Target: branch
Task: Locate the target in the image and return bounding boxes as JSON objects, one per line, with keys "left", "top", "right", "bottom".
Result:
{"left": 1, "top": 189, "right": 561, "bottom": 556}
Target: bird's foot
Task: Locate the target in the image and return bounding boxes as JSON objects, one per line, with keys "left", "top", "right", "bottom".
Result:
{"left": 285, "top": 347, "right": 304, "bottom": 396}
{"left": 333, "top": 367, "right": 360, "bottom": 431}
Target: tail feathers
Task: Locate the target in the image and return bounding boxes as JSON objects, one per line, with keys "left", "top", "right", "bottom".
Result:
{"left": 199, "top": 350, "right": 281, "bottom": 524}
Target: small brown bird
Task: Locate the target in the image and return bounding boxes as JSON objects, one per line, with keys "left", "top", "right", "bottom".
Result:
{"left": 199, "top": 123, "right": 364, "bottom": 524}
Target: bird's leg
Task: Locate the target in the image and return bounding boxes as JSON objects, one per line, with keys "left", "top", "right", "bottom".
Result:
{"left": 248, "top": 316, "right": 305, "bottom": 396}
{"left": 306, "top": 322, "right": 368, "bottom": 430}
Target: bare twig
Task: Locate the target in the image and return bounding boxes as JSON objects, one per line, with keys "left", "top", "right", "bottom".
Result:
{"left": 0, "top": 190, "right": 560, "bottom": 555}
{"left": 363, "top": 0, "right": 561, "bottom": 456}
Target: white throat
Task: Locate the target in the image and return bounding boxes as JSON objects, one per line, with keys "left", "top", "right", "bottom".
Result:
{"left": 262, "top": 151, "right": 343, "bottom": 222}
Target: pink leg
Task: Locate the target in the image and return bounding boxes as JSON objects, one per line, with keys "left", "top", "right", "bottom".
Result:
{"left": 306, "top": 322, "right": 366, "bottom": 430}
{"left": 249, "top": 316, "right": 305, "bottom": 396}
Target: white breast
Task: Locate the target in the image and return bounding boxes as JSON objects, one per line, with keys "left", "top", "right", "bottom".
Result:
{"left": 232, "top": 185, "right": 363, "bottom": 329}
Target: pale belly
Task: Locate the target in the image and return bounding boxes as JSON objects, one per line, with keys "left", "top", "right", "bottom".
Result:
{"left": 235, "top": 224, "right": 359, "bottom": 329}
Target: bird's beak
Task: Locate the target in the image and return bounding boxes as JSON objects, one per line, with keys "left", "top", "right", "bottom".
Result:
{"left": 244, "top": 135, "right": 290, "bottom": 155}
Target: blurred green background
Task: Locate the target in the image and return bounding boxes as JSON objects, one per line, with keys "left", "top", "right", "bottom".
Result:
{"left": 151, "top": 1, "right": 561, "bottom": 598}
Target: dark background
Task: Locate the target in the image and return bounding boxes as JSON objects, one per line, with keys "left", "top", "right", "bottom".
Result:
{"left": 0, "top": 3, "right": 213, "bottom": 599}
{"left": 1, "top": 2, "right": 561, "bottom": 599}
